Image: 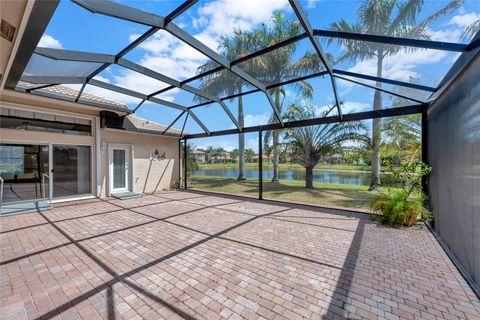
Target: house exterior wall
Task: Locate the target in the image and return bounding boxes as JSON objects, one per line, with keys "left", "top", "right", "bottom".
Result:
{"left": 0, "top": 101, "right": 98, "bottom": 199}
{"left": 193, "top": 153, "right": 206, "bottom": 164}
{"left": 1, "top": 95, "right": 180, "bottom": 201}
{"left": 427, "top": 55, "right": 480, "bottom": 286}
{"left": 100, "top": 129, "right": 179, "bottom": 197}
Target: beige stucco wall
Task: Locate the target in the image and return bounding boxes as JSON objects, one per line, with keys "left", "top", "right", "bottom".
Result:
{"left": 100, "top": 129, "right": 180, "bottom": 197}
{"left": 1, "top": 98, "right": 180, "bottom": 199}
{"left": 0, "top": 101, "right": 98, "bottom": 197}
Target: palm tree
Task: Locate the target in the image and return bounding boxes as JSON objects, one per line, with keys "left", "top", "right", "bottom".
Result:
{"left": 383, "top": 99, "right": 421, "bottom": 162}
{"left": 256, "top": 12, "right": 324, "bottom": 182}
{"left": 245, "top": 148, "right": 256, "bottom": 162}
{"left": 204, "top": 146, "right": 214, "bottom": 164}
{"left": 230, "top": 148, "right": 239, "bottom": 163}
{"left": 195, "top": 30, "right": 258, "bottom": 180}
{"left": 181, "top": 142, "right": 199, "bottom": 185}
{"left": 383, "top": 77, "right": 427, "bottom": 162}
{"left": 462, "top": 19, "right": 480, "bottom": 41}
{"left": 328, "top": 0, "right": 461, "bottom": 190}
{"left": 263, "top": 145, "right": 273, "bottom": 164}
{"left": 212, "top": 147, "right": 225, "bottom": 163}
{"left": 284, "top": 103, "right": 368, "bottom": 188}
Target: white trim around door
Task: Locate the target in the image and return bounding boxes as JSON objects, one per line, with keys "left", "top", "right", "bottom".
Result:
{"left": 108, "top": 144, "right": 132, "bottom": 196}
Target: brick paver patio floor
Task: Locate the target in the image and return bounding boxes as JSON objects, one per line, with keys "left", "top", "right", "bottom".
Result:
{"left": 1, "top": 191, "right": 479, "bottom": 320}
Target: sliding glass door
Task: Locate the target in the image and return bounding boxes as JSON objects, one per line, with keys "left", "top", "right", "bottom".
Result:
{"left": 1, "top": 143, "right": 93, "bottom": 202}
{"left": 0, "top": 143, "right": 49, "bottom": 203}
{"left": 52, "top": 145, "right": 92, "bottom": 198}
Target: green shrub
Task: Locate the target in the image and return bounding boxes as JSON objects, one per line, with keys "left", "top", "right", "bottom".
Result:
{"left": 371, "top": 190, "right": 430, "bottom": 226}
{"left": 172, "top": 180, "right": 180, "bottom": 189}
{"left": 370, "top": 160, "right": 432, "bottom": 227}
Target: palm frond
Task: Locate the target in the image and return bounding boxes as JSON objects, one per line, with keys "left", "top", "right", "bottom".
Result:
{"left": 388, "top": 0, "right": 423, "bottom": 35}
{"left": 461, "top": 19, "right": 480, "bottom": 41}
{"left": 404, "top": 0, "right": 462, "bottom": 39}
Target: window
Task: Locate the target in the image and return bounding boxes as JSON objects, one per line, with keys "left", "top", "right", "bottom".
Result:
{"left": 0, "top": 107, "right": 92, "bottom": 136}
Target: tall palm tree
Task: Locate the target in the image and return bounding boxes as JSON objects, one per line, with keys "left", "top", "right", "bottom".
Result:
{"left": 284, "top": 103, "right": 368, "bottom": 188}
{"left": 257, "top": 12, "right": 324, "bottom": 182}
{"left": 230, "top": 148, "right": 239, "bottom": 163}
{"left": 383, "top": 93, "right": 422, "bottom": 161}
{"left": 195, "top": 30, "right": 259, "bottom": 180}
{"left": 328, "top": 0, "right": 461, "bottom": 190}
{"left": 204, "top": 145, "right": 214, "bottom": 164}
{"left": 462, "top": 18, "right": 480, "bottom": 41}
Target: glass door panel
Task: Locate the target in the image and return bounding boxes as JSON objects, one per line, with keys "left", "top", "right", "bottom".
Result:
{"left": 113, "top": 149, "right": 126, "bottom": 189}
{"left": 52, "top": 145, "right": 91, "bottom": 198}
{"left": 0, "top": 143, "right": 49, "bottom": 203}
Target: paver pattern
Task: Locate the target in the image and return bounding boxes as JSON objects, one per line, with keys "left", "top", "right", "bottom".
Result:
{"left": 1, "top": 191, "right": 479, "bottom": 320}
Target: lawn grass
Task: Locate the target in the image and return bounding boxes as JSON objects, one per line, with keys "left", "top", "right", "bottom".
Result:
{"left": 189, "top": 175, "right": 378, "bottom": 210}
{"left": 197, "top": 162, "right": 372, "bottom": 172}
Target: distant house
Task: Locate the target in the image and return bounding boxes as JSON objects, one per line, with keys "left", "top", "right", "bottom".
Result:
{"left": 252, "top": 154, "right": 272, "bottom": 164}
{"left": 192, "top": 149, "right": 206, "bottom": 164}
{"left": 210, "top": 149, "right": 231, "bottom": 163}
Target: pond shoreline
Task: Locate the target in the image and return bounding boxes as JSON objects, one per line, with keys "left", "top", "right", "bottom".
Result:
{"left": 198, "top": 163, "right": 373, "bottom": 172}
{"left": 193, "top": 166, "right": 398, "bottom": 187}
{"left": 188, "top": 175, "right": 380, "bottom": 210}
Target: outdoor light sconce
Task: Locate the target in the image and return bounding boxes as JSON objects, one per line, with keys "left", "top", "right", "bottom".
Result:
{"left": 101, "top": 142, "right": 107, "bottom": 153}
{"left": 148, "top": 151, "right": 155, "bottom": 161}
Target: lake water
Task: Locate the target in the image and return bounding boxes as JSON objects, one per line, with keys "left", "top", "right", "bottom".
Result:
{"left": 193, "top": 167, "right": 398, "bottom": 187}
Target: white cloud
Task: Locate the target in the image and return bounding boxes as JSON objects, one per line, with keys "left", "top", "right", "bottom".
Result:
{"left": 448, "top": 12, "right": 480, "bottom": 29}
{"left": 193, "top": 0, "right": 289, "bottom": 37}
{"left": 196, "top": 139, "right": 236, "bottom": 151}
{"left": 142, "top": 0, "right": 289, "bottom": 80}
{"left": 313, "top": 101, "right": 369, "bottom": 116}
{"left": 343, "top": 10, "right": 479, "bottom": 86}
{"left": 341, "top": 101, "right": 370, "bottom": 113}
{"left": 347, "top": 48, "right": 448, "bottom": 83}
{"left": 135, "top": 31, "right": 210, "bottom": 80}
{"left": 427, "top": 11, "right": 480, "bottom": 43}
{"left": 244, "top": 112, "right": 271, "bottom": 127}
{"left": 107, "top": 0, "right": 290, "bottom": 106}
{"left": 246, "top": 137, "right": 258, "bottom": 150}
{"left": 306, "top": 0, "right": 321, "bottom": 9}
{"left": 428, "top": 27, "right": 462, "bottom": 43}
{"left": 313, "top": 104, "right": 335, "bottom": 117}
{"left": 38, "top": 34, "right": 63, "bottom": 49}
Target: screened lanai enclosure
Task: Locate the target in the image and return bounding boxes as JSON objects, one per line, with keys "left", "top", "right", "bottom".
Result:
{"left": 2, "top": 0, "right": 480, "bottom": 310}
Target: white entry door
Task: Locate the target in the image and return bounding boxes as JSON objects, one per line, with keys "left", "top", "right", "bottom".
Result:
{"left": 109, "top": 145, "right": 130, "bottom": 194}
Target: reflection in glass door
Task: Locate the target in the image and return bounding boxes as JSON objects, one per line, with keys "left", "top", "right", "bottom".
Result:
{"left": 52, "top": 145, "right": 91, "bottom": 198}
{"left": 113, "top": 149, "right": 127, "bottom": 190}
{"left": 0, "top": 143, "right": 49, "bottom": 203}
{"left": 110, "top": 146, "right": 129, "bottom": 193}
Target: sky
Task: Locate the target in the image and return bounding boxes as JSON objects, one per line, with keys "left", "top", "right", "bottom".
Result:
{"left": 32, "top": 0, "right": 480, "bottom": 151}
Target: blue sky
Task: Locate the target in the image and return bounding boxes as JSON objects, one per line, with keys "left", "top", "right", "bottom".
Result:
{"left": 35, "top": 0, "right": 480, "bottom": 151}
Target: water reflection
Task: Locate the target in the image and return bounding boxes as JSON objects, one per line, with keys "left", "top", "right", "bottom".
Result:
{"left": 193, "top": 167, "right": 398, "bottom": 187}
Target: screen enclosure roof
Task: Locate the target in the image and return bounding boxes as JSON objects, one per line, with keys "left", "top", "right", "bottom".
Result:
{"left": 5, "top": 0, "right": 480, "bottom": 138}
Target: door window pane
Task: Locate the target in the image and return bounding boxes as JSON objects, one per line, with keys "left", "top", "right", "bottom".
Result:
{"left": 0, "top": 144, "right": 49, "bottom": 203}
{"left": 53, "top": 145, "right": 91, "bottom": 198}
{"left": 113, "top": 149, "right": 126, "bottom": 189}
